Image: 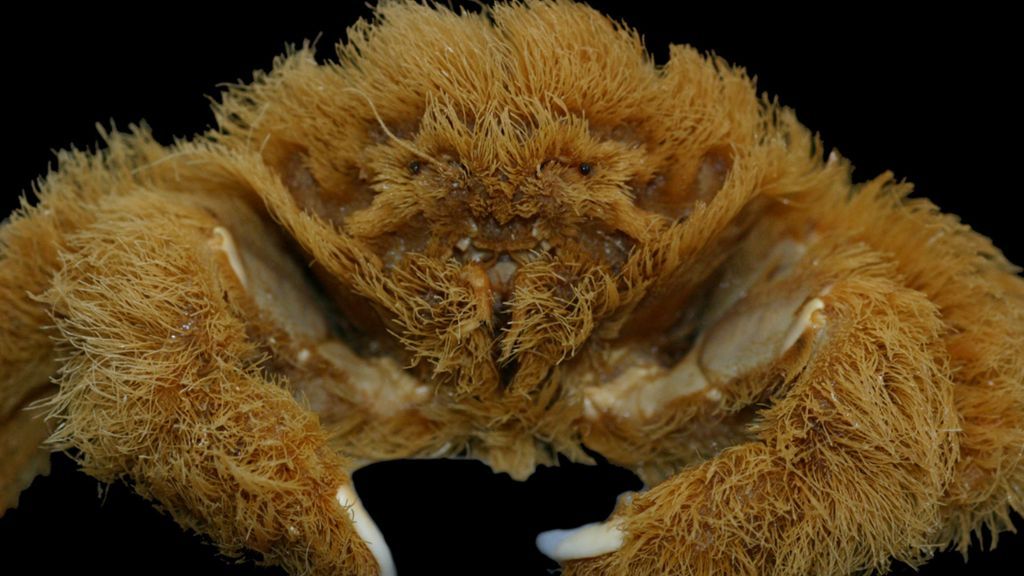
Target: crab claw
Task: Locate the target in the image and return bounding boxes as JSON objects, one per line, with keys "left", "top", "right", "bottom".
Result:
{"left": 537, "top": 519, "right": 625, "bottom": 563}
{"left": 337, "top": 484, "right": 396, "bottom": 576}
{"left": 549, "top": 239, "right": 969, "bottom": 574}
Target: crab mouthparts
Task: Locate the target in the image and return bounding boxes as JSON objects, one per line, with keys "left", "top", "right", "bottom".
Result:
{"left": 459, "top": 252, "right": 524, "bottom": 316}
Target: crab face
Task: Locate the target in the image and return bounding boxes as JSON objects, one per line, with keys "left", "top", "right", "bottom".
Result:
{"left": 248, "top": 3, "right": 748, "bottom": 404}
{"left": 332, "top": 109, "right": 645, "bottom": 316}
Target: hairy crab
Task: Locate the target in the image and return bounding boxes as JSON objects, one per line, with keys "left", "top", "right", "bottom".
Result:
{"left": 1, "top": 2, "right": 1021, "bottom": 575}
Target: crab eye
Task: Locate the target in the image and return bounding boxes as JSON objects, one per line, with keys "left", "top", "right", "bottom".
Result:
{"left": 578, "top": 162, "right": 592, "bottom": 176}
{"left": 408, "top": 160, "right": 422, "bottom": 175}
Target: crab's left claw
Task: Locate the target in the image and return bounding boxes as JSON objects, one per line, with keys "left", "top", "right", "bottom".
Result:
{"left": 542, "top": 233, "right": 976, "bottom": 575}
{"left": 537, "top": 518, "right": 625, "bottom": 563}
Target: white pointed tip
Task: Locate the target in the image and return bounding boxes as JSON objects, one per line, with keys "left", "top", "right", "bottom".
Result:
{"left": 210, "top": 227, "right": 249, "bottom": 289}
{"left": 536, "top": 520, "right": 624, "bottom": 563}
{"left": 336, "top": 484, "right": 397, "bottom": 576}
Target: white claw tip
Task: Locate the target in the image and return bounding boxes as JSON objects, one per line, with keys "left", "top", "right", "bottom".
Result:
{"left": 336, "top": 484, "right": 397, "bottom": 576}
{"left": 536, "top": 520, "right": 624, "bottom": 563}
{"left": 210, "top": 227, "right": 248, "bottom": 289}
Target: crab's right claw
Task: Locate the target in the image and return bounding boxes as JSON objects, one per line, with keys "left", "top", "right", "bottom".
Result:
{"left": 39, "top": 190, "right": 396, "bottom": 575}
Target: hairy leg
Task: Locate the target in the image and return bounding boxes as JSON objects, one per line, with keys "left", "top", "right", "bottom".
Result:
{"left": 0, "top": 130, "right": 177, "bottom": 512}
{"left": 804, "top": 177, "right": 1024, "bottom": 554}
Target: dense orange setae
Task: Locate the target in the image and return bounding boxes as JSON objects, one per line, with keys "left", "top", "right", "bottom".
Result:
{"left": 1, "top": 2, "right": 1022, "bottom": 575}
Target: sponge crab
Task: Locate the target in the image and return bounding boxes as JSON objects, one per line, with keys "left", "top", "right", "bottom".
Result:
{"left": 1, "top": 2, "right": 1022, "bottom": 575}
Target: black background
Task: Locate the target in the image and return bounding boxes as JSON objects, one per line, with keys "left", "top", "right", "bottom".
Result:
{"left": 1, "top": 2, "right": 1020, "bottom": 575}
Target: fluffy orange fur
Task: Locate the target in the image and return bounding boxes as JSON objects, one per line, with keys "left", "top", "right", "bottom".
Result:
{"left": 1, "top": 1, "right": 1021, "bottom": 575}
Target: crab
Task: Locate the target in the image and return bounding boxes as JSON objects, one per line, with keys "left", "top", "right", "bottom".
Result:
{"left": 1, "top": 1, "right": 1022, "bottom": 575}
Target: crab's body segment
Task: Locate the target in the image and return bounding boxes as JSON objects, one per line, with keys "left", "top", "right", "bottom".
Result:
{"left": 1, "top": 2, "right": 1022, "bottom": 575}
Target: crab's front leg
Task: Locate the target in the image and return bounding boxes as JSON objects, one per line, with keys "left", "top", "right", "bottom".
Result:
{"left": 37, "top": 189, "right": 435, "bottom": 576}
{"left": 554, "top": 238, "right": 961, "bottom": 575}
